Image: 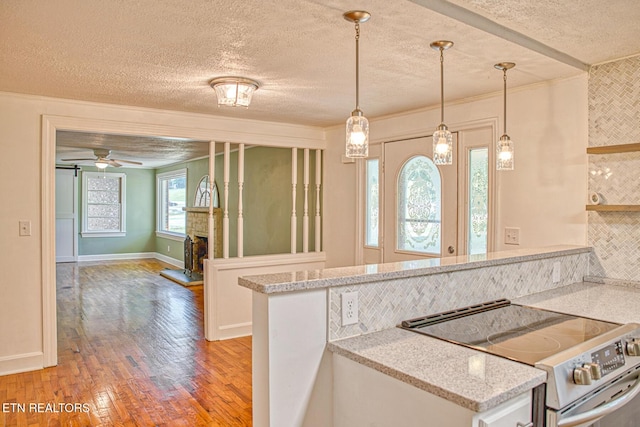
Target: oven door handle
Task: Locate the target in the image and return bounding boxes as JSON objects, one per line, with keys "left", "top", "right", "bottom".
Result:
{"left": 557, "top": 374, "right": 640, "bottom": 427}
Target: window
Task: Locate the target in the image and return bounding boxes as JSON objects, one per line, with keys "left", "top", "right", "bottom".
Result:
{"left": 82, "top": 172, "right": 126, "bottom": 237}
{"left": 365, "top": 158, "right": 379, "bottom": 247}
{"left": 397, "top": 156, "right": 441, "bottom": 254}
{"left": 468, "top": 148, "right": 489, "bottom": 255}
{"left": 157, "top": 169, "right": 187, "bottom": 238}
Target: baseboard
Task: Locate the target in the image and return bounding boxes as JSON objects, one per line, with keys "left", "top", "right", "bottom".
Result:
{"left": 0, "top": 352, "right": 44, "bottom": 376}
{"left": 78, "top": 252, "right": 156, "bottom": 262}
{"left": 75, "top": 252, "right": 183, "bottom": 268}
{"left": 212, "top": 322, "right": 253, "bottom": 341}
{"left": 154, "top": 253, "right": 183, "bottom": 268}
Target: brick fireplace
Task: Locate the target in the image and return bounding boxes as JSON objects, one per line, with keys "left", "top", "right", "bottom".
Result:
{"left": 184, "top": 207, "right": 222, "bottom": 273}
{"left": 161, "top": 207, "right": 221, "bottom": 286}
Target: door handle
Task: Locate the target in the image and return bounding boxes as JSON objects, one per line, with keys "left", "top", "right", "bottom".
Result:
{"left": 447, "top": 245, "right": 455, "bottom": 254}
{"left": 556, "top": 374, "right": 640, "bottom": 426}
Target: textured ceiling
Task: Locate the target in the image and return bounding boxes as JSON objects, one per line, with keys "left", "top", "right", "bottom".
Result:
{"left": 55, "top": 132, "right": 211, "bottom": 169}
{"left": 2, "top": 0, "right": 639, "bottom": 166}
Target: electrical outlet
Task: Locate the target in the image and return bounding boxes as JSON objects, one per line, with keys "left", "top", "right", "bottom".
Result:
{"left": 341, "top": 291, "right": 359, "bottom": 326}
{"left": 552, "top": 262, "right": 561, "bottom": 283}
{"left": 504, "top": 227, "right": 520, "bottom": 245}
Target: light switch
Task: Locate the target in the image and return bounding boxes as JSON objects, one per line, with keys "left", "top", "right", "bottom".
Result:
{"left": 19, "top": 220, "right": 32, "bottom": 236}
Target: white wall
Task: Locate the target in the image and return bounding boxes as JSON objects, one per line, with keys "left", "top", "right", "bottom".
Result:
{"left": 323, "top": 75, "right": 589, "bottom": 268}
{"left": 0, "top": 91, "right": 324, "bottom": 374}
{"left": 0, "top": 73, "right": 588, "bottom": 373}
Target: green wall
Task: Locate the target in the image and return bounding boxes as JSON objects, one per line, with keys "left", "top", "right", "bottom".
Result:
{"left": 78, "top": 166, "right": 156, "bottom": 256}
{"left": 215, "top": 146, "right": 319, "bottom": 257}
{"left": 74, "top": 146, "right": 320, "bottom": 260}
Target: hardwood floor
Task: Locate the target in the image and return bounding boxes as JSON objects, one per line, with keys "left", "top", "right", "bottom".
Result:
{"left": 0, "top": 260, "right": 252, "bottom": 427}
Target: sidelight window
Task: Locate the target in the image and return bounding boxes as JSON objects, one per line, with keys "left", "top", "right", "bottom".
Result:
{"left": 468, "top": 148, "right": 489, "bottom": 255}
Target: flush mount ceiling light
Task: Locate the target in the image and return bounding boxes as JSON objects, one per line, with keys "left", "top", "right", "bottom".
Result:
{"left": 209, "top": 77, "right": 260, "bottom": 108}
{"left": 343, "top": 10, "right": 371, "bottom": 159}
{"left": 495, "top": 62, "right": 516, "bottom": 170}
{"left": 431, "top": 40, "right": 454, "bottom": 166}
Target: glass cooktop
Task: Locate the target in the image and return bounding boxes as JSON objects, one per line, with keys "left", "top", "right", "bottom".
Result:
{"left": 401, "top": 301, "right": 621, "bottom": 365}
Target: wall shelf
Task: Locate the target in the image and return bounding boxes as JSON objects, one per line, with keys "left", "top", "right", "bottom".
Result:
{"left": 586, "top": 205, "right": 640, "bottom": 212}
{"left": 587, "top": 142, "right": 640, "bottom": 154}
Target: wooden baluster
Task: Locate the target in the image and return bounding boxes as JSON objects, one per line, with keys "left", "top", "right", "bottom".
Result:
{"left": 208, "top": 140, "right": 216, "bottom": 260}
{"left": 303, "top": 148, "right": 309, "bottom": 253}
{"left": 237, "top": 143, "right": 245, "bottom": 258}
{"left": 223, "top": 142, "right": 230, "bottom": 259}
{"left": 315, "top": 149, "right": 322, "bottom": 252}
{"left": 291, "top": 147, "right": 297, "bottom": 254}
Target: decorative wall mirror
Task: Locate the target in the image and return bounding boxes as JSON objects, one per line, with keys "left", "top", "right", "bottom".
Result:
{"left": 194, "top": 175, "right": 220, "bottom": 208}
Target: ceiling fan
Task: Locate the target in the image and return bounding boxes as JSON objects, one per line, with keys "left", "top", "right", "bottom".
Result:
{"left": 61, "top": 149, "right": 143, "bottom": 169}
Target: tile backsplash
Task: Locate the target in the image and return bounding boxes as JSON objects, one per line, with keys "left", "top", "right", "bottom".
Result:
{"left": 329, "top": 252, "right": 588, "bottom": 341}
{"left": 588, "top": 55, "right": 640, "bottom": 281}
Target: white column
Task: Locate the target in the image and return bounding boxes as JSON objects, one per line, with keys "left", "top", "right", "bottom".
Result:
{"left": 223, "top": 142, "right": 230, "bottom": 259}
{"left": 315, "top": 149, "right": 322, "bottom": 252}
{"left": 237, "top": 143, "right": 245, "bottom": 258}
{"left": 291, "top": 148, "right": 297, "bottom": 254}
{"left": 208, "top": 141, "right": 216, "bottom": 259}
{"left": 303, "top": 148, "right": 309, "bottom": 253}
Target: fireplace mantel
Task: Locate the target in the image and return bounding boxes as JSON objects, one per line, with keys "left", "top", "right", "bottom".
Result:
{"left": 184, "top": 207, "right": 210, "bottom": 213}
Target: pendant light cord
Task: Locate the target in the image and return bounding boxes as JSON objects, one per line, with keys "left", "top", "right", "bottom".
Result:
{"left": 440, "top": 48, "right": 445, "bottom": 124}
{"left": 503, "top": 69, "right": 507, "bottom": 135}
{"left": 355, "top": 22, "right": 360, "bottom": 111}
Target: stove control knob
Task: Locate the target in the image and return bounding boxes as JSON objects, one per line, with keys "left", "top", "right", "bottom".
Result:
{"left": 627, "top": 339, "right": 640, "bottom": 357}
{"left": 584, "top": 363, "right": 602, "bottom": 380}
{"left": 573, "top": 367, "right": 592, "bottom": 385}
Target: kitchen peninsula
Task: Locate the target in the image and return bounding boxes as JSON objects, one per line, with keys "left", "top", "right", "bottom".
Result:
{"left": 239, "top": 245, "right": 639, "bottom": 427}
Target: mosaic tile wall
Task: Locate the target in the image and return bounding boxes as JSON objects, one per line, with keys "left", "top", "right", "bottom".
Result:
{"left": 588, "top": 55, "right": 640, "bottom": 281}
{"left": 329, "top": 253, "right": 588, "bottom": 341}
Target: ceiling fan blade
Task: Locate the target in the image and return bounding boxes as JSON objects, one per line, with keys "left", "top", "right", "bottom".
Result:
{"left": 61, "top": 158, "right": 95, "bottom": 161}
{"left": 108, "top": 160, "right": 123, "bottom": 167}
{"left": 111, "top": 158, "right": 143, "bottom": 165}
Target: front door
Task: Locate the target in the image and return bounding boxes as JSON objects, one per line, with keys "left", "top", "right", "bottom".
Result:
{"left": 383, "top": 135, "right": 458, "bottom": 262}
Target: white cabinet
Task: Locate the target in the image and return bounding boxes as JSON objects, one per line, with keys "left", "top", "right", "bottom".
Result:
{"left": 333, "top": 354, "right": 532, "bottom": 427}
{"left": 475, "top": 393, "right": 531, "bottom": 427}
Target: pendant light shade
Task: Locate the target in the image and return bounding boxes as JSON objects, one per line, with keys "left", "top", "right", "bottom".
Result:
{"left": 344, "top": 10, "right": 371, "bottom": 159}
{"left": 431, "top": 40, "right": 454, "bottom": 165}
{"left": 495, "top": 62, "right": 516, "bottom": 170}
{"left": 210, "top": 77, "right": 260, "bottom": 108}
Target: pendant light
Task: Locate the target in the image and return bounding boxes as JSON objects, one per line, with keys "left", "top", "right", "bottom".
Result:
{"left": 343, "top": 10, "right": 371, "bottom": 159}
{"left": 495, "top": 62, "right": 516, "bottom": 170}
{"left": 431, "top": 40, "right": 454, "bottom": 165}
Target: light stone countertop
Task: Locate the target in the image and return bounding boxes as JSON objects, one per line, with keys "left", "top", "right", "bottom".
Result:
{"left": 328, "top": 281, "right": 640, "bottom": 413}
{"left": 327, "top": 328, "right": 546, "bottom": 412}
{"left": 239, "top": 245, "right": 590, "bottom": 294}
{"left": 513, "top": 280, "right": 640, "bottom": 324}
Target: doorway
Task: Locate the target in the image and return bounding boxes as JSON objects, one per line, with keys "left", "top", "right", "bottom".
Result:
{"left": 360, "top": 124, "right": 495, "bottom": 264}
{"left": 383, "top": 135, "right": 458, "bottom": 262}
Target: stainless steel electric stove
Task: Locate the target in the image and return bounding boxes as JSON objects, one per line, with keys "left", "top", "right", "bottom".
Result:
{"left": 400, "top": 299, "right": 640, "bottom": 427}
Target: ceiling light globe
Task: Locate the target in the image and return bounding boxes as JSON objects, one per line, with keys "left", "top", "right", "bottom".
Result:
{"left": 95, "top": 161, "right": 109, "bottom": 169}
{"left": 210, "top": 77, "right": 259, "bottom": 108}
{"left": 346, "top": 115, "right": 369, "bottom": 158}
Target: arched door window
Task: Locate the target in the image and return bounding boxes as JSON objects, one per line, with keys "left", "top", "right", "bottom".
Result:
{"left": 397, "top": 156, "right": 441, "bottom": 254}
